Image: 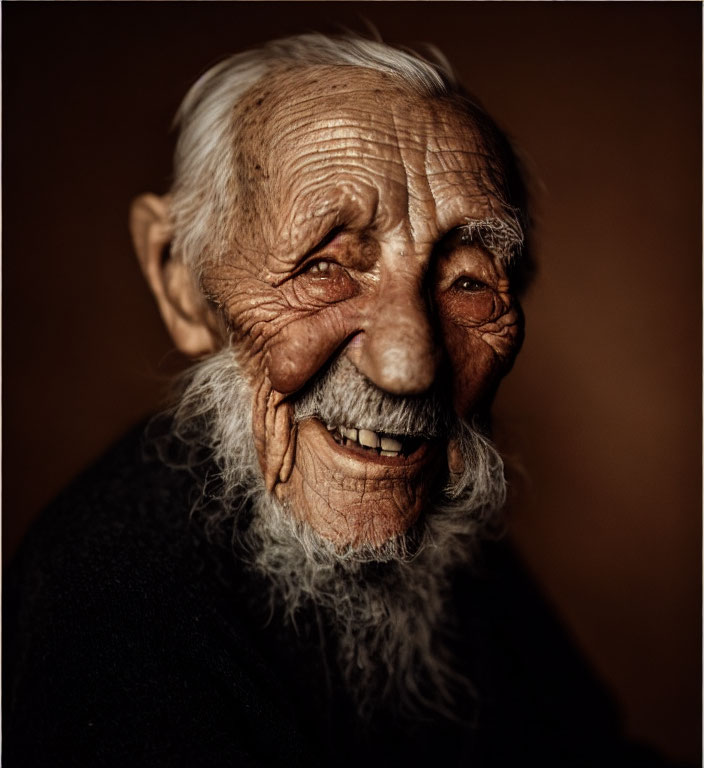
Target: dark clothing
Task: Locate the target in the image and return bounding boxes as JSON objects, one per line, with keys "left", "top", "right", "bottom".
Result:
{"left": 3, "top": 425, "right": 669, "bottom": 767}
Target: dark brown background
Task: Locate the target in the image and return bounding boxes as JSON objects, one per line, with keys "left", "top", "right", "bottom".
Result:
{"left": 3, "top": 2, "right": 701, "bottom": 763}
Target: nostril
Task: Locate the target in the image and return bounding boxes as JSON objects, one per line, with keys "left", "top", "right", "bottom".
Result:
{"left": 347, "top": 331, "right": 364, "bottom": 349}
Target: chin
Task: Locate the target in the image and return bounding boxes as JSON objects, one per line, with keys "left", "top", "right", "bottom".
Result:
{"left": 275, "top": 416, "right": 446, "bottom": 550}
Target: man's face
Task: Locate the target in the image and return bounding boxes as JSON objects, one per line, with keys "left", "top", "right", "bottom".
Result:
{"left": 202, "top": 66, "right": 522, "bottom": 549}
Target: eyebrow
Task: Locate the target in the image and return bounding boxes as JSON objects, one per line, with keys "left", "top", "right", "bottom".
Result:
{"left": 280, "top": 186, "right": 377, "bottom": 263}
{"left": 269, "top": 216, "right": 346, "bottom": 287}
{"left": 460, "top": 215, "right": 524, "bottom": 262}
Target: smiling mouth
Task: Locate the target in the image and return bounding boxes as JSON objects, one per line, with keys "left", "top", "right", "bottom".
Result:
{"left": 323, "top": 422, "right": 427, "bottom": 460}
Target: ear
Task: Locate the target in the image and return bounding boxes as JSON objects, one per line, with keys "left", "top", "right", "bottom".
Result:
{"left": 130, "top": 194, "right": 222, "bottom": 357}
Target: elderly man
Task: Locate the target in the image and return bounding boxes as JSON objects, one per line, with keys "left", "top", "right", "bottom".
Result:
{"left": 4, "top": 34, "right": 667, "bottom": 768}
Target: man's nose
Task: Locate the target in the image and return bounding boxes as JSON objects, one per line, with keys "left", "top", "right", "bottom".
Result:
{"left": 352, "top": 276, "right": 439, "bottom": 396}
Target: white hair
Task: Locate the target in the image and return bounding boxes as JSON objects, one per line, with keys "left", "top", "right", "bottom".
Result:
{"left": 169, "top": 33, "right": 465, "bottom": 278}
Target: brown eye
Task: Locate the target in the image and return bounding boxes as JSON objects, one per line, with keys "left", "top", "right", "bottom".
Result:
{"left": 438, "top": 275, "right": 498, "bottom": 325}
{"left": 453, "top": 276, "right": 489, "bottom": 293}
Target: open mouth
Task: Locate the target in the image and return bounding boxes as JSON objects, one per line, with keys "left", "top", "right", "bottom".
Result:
{"left": 323, "top": 422, "right": 426, "bottom": 459}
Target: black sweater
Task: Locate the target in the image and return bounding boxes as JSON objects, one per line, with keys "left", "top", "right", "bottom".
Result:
{"left": 3, "top": 425, "right": 671, "bottom": 767}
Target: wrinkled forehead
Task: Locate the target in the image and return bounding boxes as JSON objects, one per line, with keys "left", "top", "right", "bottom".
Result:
{"left": 231, "top": 65, "right": 513, "bottom": 255}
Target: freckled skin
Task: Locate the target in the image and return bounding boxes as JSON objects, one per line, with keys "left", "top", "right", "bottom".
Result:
{"left": 202, "top": 66, "right": 523, "bottom": 548}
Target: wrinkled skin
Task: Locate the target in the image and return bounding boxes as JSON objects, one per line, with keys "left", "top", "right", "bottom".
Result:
{"left": 202, "top": 66, "right": 523, "bottom": 548}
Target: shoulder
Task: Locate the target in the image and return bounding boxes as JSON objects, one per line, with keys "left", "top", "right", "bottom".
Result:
{"left": 6, "top": 423, "right": 206, "bottom": 629}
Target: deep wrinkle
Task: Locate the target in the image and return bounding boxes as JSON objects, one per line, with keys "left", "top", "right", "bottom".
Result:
{"left": 200, "top": 66, "right": 523, "bottom": 548}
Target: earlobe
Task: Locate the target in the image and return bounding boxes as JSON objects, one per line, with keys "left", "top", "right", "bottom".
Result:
{"left": 129, "top": 194, "right": 222, "bottom": 357}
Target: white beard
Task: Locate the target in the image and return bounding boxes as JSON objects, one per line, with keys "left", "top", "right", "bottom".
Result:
{"left": 157, "top": 347, "right": 507, "bottom": 721}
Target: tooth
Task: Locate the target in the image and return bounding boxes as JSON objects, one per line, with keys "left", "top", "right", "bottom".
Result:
{"left": 380, "top": 436, "right": 403, "bottom": 452}
{"left": 380, "top": 449, "right": 398, "bottom": 457}
{"left": 327, "top": 424, "right": 336, "bottom": 431}
{"left": 358, "top": 429, "right": 379, "bottom": 449}
{"left": 341, "top": 426, "right": 358, "bottom": 442}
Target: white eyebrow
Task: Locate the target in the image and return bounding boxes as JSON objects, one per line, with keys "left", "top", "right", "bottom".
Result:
{"left": 461, "top": 213, "right": 524, "bottom": 263}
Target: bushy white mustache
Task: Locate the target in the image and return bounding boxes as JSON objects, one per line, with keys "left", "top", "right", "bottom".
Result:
{"left": 293, "top": 355, "right": 450, "bottom": 439}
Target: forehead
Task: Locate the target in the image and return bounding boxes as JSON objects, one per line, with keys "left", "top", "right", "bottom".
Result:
{"left": 232, "top": 66, "right": 511, "bottom": 262}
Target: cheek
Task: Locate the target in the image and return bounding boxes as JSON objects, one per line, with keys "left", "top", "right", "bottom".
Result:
{"left": 440, "top": 289, "right": 502, "bottom": 326}
{"left": 213, "top": 269, "right": 361, "bottom": 395}
{"left": 442, "top": 328, "right": 499, "bottom": 414}
{"left": 264, "top": 305, "right": 358, "bottom": 394}
{"left": 440, "top": 318, "right": 522, "bottom": 416}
